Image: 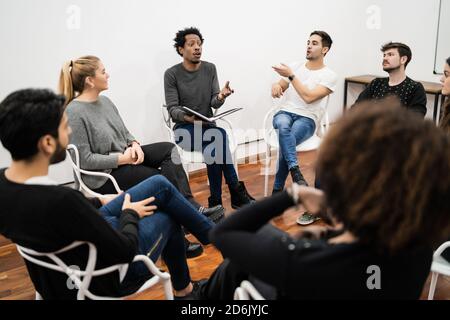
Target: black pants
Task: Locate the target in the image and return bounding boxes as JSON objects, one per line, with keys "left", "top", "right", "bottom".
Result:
{"left": 94, "top": 142, "right": 200, "bottom": 209}
{"left": 200, "top": 225, "right": 281, "bottom": 300}
{"left": 199, "top": 259, "right": 277, "bottom": 300}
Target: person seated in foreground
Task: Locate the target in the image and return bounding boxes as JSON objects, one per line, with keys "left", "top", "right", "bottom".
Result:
{"left": 0, "top": 89, "right": 214, "bottom": 299}
{"left": 198, "top": 98, "right": 450, "bottom": 300}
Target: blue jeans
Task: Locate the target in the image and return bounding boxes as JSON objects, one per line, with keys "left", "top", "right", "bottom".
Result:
{"left": 99, "top": 175, "right": 214, "bottom": 290}
{"left": 174, "top": 123, "right": 239, "bottom": 201}
{"left": 272, "top": 111, "right": 316, "bottom": 190}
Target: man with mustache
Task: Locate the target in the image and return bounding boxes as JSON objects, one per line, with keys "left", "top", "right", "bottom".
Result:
{"left": 355, "top": 42, "right": 427, "bottom": 117}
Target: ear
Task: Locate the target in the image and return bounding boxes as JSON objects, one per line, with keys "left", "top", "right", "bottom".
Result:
{"left": 400, "top": 56, "right": 408, "bottom": 66}
{"left": 322, "top": 47, "right": 330, "bottom": 56}
{"left": 37, "top": 135, "right": 56, "bottom": 157}
{"left": 85, "top": 76, "right": 95, "bottom": 89}
{"left": 178, "top": 46, "right": 184, "bottom": 57}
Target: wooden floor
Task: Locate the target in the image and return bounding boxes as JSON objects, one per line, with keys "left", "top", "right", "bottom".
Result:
{"left": 0, "top": 151, "right": 449, "bottom": 300}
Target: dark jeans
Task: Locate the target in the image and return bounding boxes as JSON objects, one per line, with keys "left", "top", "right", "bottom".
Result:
{"left": 174, "top": 123, "right": 239, "bottom": 200}
{"left": 99, "top": 175, "right": 214, "bottom": 290}
{"left": 94, "top": 142, "right": 199, "bottom": 209}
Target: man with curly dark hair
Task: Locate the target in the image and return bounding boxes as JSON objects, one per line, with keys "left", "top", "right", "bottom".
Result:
{"left": 164, "top": 27, "right": 255, "bottom": 210}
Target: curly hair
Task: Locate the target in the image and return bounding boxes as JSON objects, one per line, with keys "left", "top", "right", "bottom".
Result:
{"left": 317, "top": 98, "right": 450, "bottom": 254}
{"left": 439, "top": 57, "right": 450, "bottom": 134}
{"left": 440, "top": 99, "right": 450, "bottom": 135}
{"left": 173, "top": 27, "right": 204, "bottom": 57}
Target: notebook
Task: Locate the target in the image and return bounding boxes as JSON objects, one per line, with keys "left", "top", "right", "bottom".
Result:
{"left": 182, "top": 106, "right": 243, "bottom": 123}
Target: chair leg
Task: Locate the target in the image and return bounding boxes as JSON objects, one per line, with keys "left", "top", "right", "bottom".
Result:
{"left": 234, "top": 151, "right": 239, "bottom": 179}
{"left": 428, "top": 272, "right": 439, "bottom": 300}
{"left": 264, "top": 146, "right": 270, "bottom": 197}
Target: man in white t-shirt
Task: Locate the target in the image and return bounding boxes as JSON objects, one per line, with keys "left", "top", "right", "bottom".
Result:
{"left": 271, "top": 31, "right": 337, "bottom": 224}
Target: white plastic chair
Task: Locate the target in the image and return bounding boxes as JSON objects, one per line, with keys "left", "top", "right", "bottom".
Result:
{"left": 428, "top": 241, "right": 450, "bottom": 300}
{"left": 262, "top": 97, "right": 330, "bottom": 196}
{"left": 233, "top": 280, "right": 266, "bottom": 300}
{"left": 161, "top": 105, "right": 239, "bottom": 178}
{"left": 66, "top": 144, "right": 121, "bottom": 199}
{"left": 17, "top": 241, "right": 174, "bottom": 300}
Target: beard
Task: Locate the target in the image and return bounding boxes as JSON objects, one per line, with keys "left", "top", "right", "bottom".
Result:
{"left": 50, "top": 141, "right": 67, "bottom": 165}
{"left": 383, "top": 64, "right": 401, "bottom": 73}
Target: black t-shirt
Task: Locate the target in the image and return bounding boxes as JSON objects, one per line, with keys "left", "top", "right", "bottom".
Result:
{"left": 210, "top": 191, "right": 433, "bottom": 299}
{"left": 0, "top": 169, "right": 140, "bottom": 299}
{"left": 355, "top": 77, "right": 427, "bottom": 117}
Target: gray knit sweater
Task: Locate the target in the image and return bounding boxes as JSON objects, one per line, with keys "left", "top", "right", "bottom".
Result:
{"left": 164, "top": 61, "right": 224, "bottom": 128}
{"left": 66, "top": 96, "right": 135, "bottom": 189}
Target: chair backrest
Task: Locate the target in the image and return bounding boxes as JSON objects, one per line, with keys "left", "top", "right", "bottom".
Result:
{"left": 66, "top": 144, "right": 121, "bottom": 198}
{"left": 234, "top": 280, "right": 266, "bottom": 300}
{"left": 17, "top": 241, "right": 173, "bottom": 300}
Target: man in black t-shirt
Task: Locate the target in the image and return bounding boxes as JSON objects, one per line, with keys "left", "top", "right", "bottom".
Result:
{"left": 355, "top": 42, "right": 427, "bottom": 117}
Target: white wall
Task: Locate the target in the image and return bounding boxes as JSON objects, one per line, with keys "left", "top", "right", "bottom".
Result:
{"left": 0, "top": 0, "right": 444, "bottom": 183}
{"left": 435, "top": 0, "right": 450, "bottom": 73}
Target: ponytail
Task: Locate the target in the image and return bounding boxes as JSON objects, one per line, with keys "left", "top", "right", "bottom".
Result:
{"left": 59, "top": 60, "right": 74, "bottom": 106}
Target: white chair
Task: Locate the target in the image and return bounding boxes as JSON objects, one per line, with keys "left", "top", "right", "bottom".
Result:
{"left": 262, "top": 97, "right": 330, "bottom": 196}
{"left": 428, "top": 241, "right": 450, "bottom": 300}
{"left": 161, "top": 105, "right": 239, "bottom": 179}
{"left": 66, "top": 144, "right": 121, "bottom": 198}
{"left": 17, "top": 241, "right": 173, "bottom": 300}
{"left": 234, "top": 280, "right": 266, "bottom": 300}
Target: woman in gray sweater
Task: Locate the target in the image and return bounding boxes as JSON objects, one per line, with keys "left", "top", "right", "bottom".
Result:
{"left": 59, "top": 56, "right": 224, "bottom": 257}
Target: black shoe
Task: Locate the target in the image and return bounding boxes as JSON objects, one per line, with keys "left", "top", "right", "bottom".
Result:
{"left": 229, "top": 181, "right": 256, "bottom": 210}
{"left": 208, "top": 196, "right": 223, "bottom": 208}
{"left": 199, "top": 205, "right": 225, "bottom": 223}
{"left": 272, "top": 188, "right": 283, "bottom": 195}
{"left": 185, "top": 238, "right": 203, "bottom": 259}
{"left": 174, "top": 279, "right": 208, "bottom": 300}
{"left": 289, "top": 166, "right": 308, "bottom": 186}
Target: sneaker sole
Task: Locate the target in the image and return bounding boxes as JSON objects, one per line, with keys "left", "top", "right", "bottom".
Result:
{"left": 296, "top": 216, "right": 321, "bottom": 226}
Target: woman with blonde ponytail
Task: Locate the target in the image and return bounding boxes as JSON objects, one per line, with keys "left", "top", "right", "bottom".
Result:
{"left": 61, "top": 56, "right": 224, "bottom": 260}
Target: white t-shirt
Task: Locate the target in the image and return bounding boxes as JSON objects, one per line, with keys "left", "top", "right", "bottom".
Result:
{"left": 280, "top": 62, "right": 337, "bottom": 127}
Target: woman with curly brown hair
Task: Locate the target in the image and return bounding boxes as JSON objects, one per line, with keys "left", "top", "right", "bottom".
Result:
{"left": 438, "top": 57, "right": 450, "bottom": 263}
{"left": 198, "top": 99, "right": 450, "bottom": 300}
{"left": 439, "top": 57, "right": 450, "bottom": 135}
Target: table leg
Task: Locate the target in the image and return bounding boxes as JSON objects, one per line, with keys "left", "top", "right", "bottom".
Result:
{"left": 343, "top": 80, "right": 349, "bottom": 113}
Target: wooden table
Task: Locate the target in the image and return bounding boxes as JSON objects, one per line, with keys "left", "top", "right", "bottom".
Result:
{"left": 343, "top": 75, "right": 446, "bottom": 122}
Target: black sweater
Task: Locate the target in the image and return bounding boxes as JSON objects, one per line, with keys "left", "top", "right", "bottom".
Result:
{"left": 210, "top": 191, "right": 432, "bottom": 299}
{"left": 0, "top": 169, "right": 140, "bottom": 299}
{"left": 355, "top": 77, "right": 427, "bottom": 117}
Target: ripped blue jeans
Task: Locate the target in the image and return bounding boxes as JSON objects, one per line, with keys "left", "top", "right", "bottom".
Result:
{"left": 99, "top": 175, "right": 213, "bottom": 290}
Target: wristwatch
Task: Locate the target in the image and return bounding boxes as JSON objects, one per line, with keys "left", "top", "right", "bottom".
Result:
{"left": 288, "top": 74, "right": 296, "bottom": 82}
